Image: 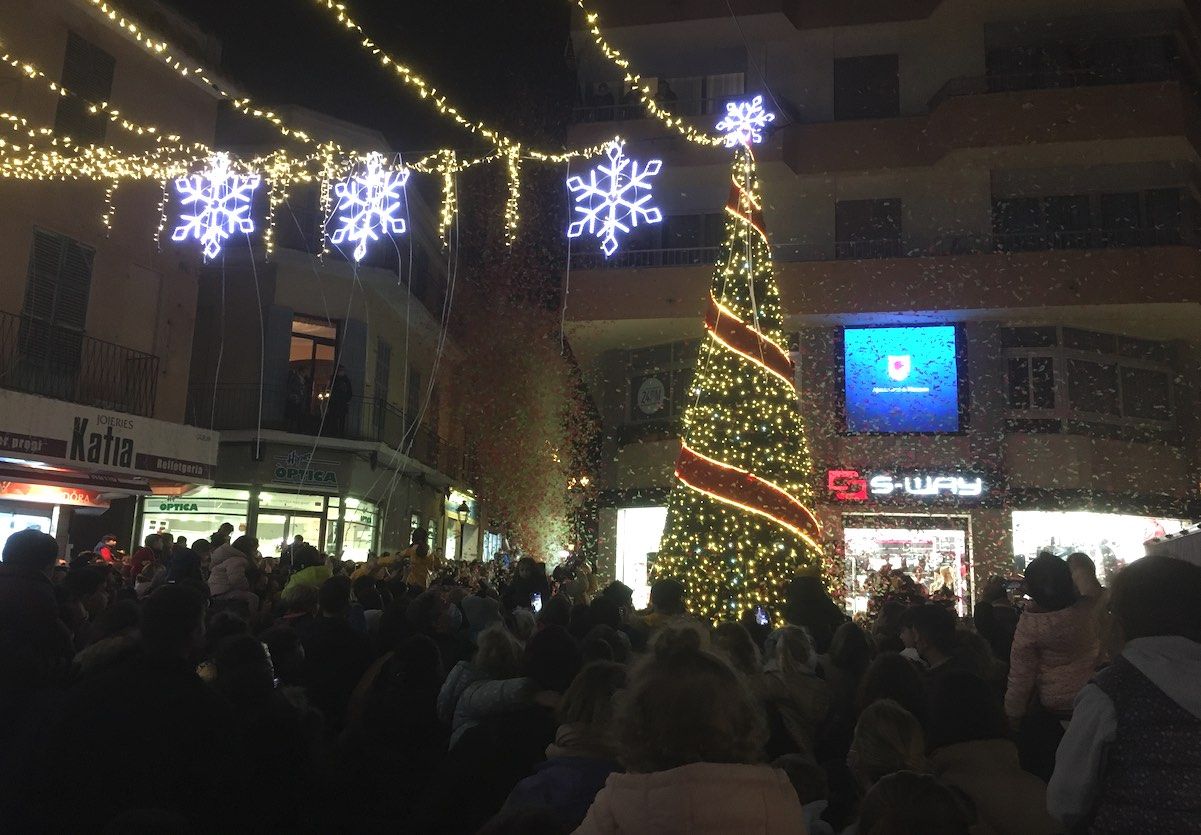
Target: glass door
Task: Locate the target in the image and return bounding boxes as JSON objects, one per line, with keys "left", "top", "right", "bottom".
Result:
{"left": 258, "top": 512, "right": 324, "bottom": 559}
{"left": 258, "top": 513, "right": 289, "bottom": 559}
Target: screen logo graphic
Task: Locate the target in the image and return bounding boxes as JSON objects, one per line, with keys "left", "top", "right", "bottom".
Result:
{"left": 886, "top": 355, "right": 911, "bottom": 382}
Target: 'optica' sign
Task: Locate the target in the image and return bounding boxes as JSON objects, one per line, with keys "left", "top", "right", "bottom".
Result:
{"left": 827, "top": 469, "right": 986, "bottom": 502}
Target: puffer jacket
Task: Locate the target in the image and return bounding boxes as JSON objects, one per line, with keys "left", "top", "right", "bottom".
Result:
{"left": 1005, "top": 597, "right": 1099, "bottom": 719}
{"left": 207, "top": 544, "right": 252, "bottom": 598}
{"left": 574, "top": 762, "right": 806, "bottom": 834}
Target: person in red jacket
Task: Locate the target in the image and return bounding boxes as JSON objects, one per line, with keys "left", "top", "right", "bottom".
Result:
{"left": 129, "top": 533, "right": 163, "bottom": 580}
{"left": 93, "top": 534, "right": 118, "bottom": 564}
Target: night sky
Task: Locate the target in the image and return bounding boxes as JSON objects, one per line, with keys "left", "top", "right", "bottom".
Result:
{"left": 160, "top": 0, "right": 575, "bottom": 151}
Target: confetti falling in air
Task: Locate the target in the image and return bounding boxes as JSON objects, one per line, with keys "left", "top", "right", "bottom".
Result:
{"left": 329, "top": 152, "right": 410, "bottom": 262}
{"left": 171, "top": 153, "right": 260, "bottom": 260}
{"left": 716, "top": 95, "right": 776, "bottom": 148}
{"left": 566, "top": 140, "right": 662, "bottom": 256}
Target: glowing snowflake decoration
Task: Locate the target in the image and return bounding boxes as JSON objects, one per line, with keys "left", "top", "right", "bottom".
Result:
{"left": 566, "top": 141, "right": 662, "bottom": 257}
{"left": 171, "top": 153, "right": 260, "bottom": 260}
{"left": 716, "top": 95, "right": 776, "bottom": 148}
{"left": 329, "top": 152, "right": 410, "bottom": 261}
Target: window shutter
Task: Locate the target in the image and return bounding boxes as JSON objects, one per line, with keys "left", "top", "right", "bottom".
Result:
{"left": 20, "top": 229, "right": 94, "bottom": 368}
{"left": 53, "top": 32, "right": 116, "bottom": 144}
{"left": 54, "top": 237, "right": 94, "bottom": 331}
{"left": 22, "top": 230, "right": 62, "bottom": 323}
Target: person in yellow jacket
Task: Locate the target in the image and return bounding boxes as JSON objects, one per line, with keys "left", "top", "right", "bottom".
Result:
{"left": 402, "top": 527, "right": 435, "bottom": 589}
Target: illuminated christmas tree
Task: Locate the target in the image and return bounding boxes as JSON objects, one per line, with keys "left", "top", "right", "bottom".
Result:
{"left": 655, "top": 145, "right": 822, "bottom": 623}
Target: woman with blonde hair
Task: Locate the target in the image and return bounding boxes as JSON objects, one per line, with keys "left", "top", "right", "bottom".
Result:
{"left": 756, "top": 626, "right": 831, "bottom": 757}
{"left": 712, "top": 621, "right": 761, "bottom": 677}
{"left": 848, "top": 699, "right": 928, "bottom": 794}
{"left": 500, "top": 661, "right": 627, "bottom": 829}
{"left": 575, "top": 627, "right": 804, "bottom": 832}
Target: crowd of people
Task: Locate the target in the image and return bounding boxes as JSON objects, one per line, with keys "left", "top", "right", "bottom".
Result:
{"left": 1, "top": 525, "right": 1199, "bottom": 833}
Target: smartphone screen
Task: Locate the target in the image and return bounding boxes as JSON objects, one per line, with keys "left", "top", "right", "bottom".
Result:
{"left": 754, "top": 606, "right": 769, "bottom": 626}
{"left": 531, "top": 593, "right": 542, "bottom": 613}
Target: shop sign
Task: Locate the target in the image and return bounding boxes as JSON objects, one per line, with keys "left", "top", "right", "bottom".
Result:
{"left": 827, "top": 469, "right": 986, "bottom": 502}
{"left": 0, "top": 480, "right": 108, "bottom": 508}
{"left": 155, "top": 500, "right": 199, "bottom": 512}
{"left": 272, "top": 450, "right": 339, "bottom": 488}
{"left": 0, "top": 390, "right": 217, "bottom": 483}
{"left": 635, "top": 377, "right": 667, "bottom": 416}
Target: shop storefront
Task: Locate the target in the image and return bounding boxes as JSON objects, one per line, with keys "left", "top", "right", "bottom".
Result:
{"left": 137, "top": 487, "right": 379, "bottom": 562}
{"left": 443, "top": 489, "right": 480, "bottom": 561}
{"left": 825, "top": 467, "right": 995, "bottom": 615}
{"left": 0, "top": 389, "right": 218, "bottom": 556}
{"left": 1011, "top": 509, "right": 1191, "bottom": 585}
{"left": 134, "top": 437, "right": 428, "bottom": 562}
{"left": 615, "top": 505, "right": 666, "bottom": 609}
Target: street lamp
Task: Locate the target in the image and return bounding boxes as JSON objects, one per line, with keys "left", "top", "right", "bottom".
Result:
{"left": 455, "top": 500, "right": 470, "bottom": 561}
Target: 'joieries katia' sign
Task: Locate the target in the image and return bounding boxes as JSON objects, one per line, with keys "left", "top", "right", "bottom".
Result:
{"left": 827, "top": 469, "right": 986, "bottom": 502}
{"left": 0, "top": 389, "right": 217, "bottom": 483}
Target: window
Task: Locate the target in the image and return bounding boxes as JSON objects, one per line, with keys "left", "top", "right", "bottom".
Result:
{"left": 627, "top": 340, "right": 699, "bottom": 423}
{"left": 834, "top": 55, "right": 899, "bottom": 120}
{"left": 1067, "top": 359, "right": 1120, "bottom": 416}
{"left": 53, "top": 33, "right": 115, "bottom": 144}
{"left": 993, "top": 189, "right": 1189, "bottom": 251}
{"left": 1100, "top": 192, "right": 1141, "bottom": 247}
{"left": 407, "top": 366, "right": 421, "bottom": 423}
{"left": 835, "top": 199, "right": 902, "bottom": 258}
{"left": 987, "top": 35, "right": 1177, "bottom": 91}
{"left": 703, "top": 72, "right": 746, "bottom": 113}
{"left": 19, "top": 229, "right": 95, "bottom": 371}
{"left": 289, "top": 316, "right": 337, "bottom": 415}
{"left": 662, "top": 213, "right": 725, "bottom": 258}
{"left": 405, "top": 242, "right": 430, "bottom": 301}
{"left": 1002, "top": 326, "right": 1174, "bottom": 426}
{"left": 1007, "top": 356, "right": 1055, "bottom": 409}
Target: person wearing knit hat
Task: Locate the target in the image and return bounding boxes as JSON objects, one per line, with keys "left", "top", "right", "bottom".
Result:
{"left": 462, "top": 594, "right": 503, "bottom": 643}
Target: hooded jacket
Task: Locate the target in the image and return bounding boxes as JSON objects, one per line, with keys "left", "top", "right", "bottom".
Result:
{"left": 1047, "top": 636, "right": 1201, "bottom": 830}
{"left": 207, "top": 543, "right": 252, "bottom": 597}
{"left": 1005, "top": 597, "right": 1099, "bottom": 719}
{"left": 574, "top": 762, "right": 806, "bottom": 834}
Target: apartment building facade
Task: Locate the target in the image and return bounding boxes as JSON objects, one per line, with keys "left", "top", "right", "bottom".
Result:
{"left": 170, "top": 109, "right": 482, "bottom": 564}
{"left": 566, "top": 0, "right": 1201, "bottom": 610}
{"left": 0, "top": 0, "right": 222, "bottom": 557}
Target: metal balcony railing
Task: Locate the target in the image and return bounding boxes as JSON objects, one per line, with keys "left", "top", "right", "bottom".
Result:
{"left": 568, "top": 242, "right": 826, "bottom": 270}
{"left": 572, "top": 95, "right": 740, "bottom": 124}
{"left": 566, "top": 228, "right": 1189, "bottom": 269}
{"left": 188, "top": 383, "right": 469, "bottom": 481}
{"left": 929, "top": 65, "right": 1179, "bottom": 110}
{"left": 994, "top": 227, "right": 1184, "bottom": 253}
{"left": 834, "top": 238, "right": 905, "bottom": 260}
{"left": 0, "top": 310, "right": 159, "bottom": 416}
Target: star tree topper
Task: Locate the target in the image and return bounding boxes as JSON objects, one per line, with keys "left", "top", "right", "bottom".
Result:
{"left": 716, "top": 95, "right": 776, "bottom": 148}
{"left": 172, "top": 152, "right": 261, "bottom": 260}
{"left": 330, "top": 152, "right": 410, "bottom": 262}
{"left": 566, "top": 140, "right": 662, "bottom": 256}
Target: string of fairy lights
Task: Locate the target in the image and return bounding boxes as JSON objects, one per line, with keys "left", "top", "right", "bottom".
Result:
{"left": 0, "top": 0, "right": 778, "bottom": 260}
{"left": 0, "top": 0, "right": 824, "bottom": 618}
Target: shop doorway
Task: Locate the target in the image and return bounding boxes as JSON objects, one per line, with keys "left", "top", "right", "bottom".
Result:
{"left": 0, "top": 505, "right": 55, "bottom": 554}
{"left": 843, "top": 513, "right": 972, "bottom": 616}
{"left": 616, "top": 506, "right": 667, "bottom": 610}
{"left": 258, "top": 512, "right": 323, "bottom": 560}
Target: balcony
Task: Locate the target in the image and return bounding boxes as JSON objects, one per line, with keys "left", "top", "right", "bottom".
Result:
{"left": 569, "top": 242, "right": 823, "bottom": 270}
{"left": 993, "top": 227, "right": 1183, "bottom": 253}
{"left": 782, "top": 80, "right": 1197, "bottom": 175}
{"left": 568, "top": 226, "right": 1192, "bottom": 270}
{"left": 572, "top": 95, "right": 740, "bottom": 125}
{"left": 189, "top": 384, "right": 470, "bottom": 481}
{"left": 0, "top": 310, "right": 159, "bottom": 417}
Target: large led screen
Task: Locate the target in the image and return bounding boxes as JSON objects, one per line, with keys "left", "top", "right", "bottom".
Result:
{"left": 844, "top": 325, "right": 960, "bottom": 433}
